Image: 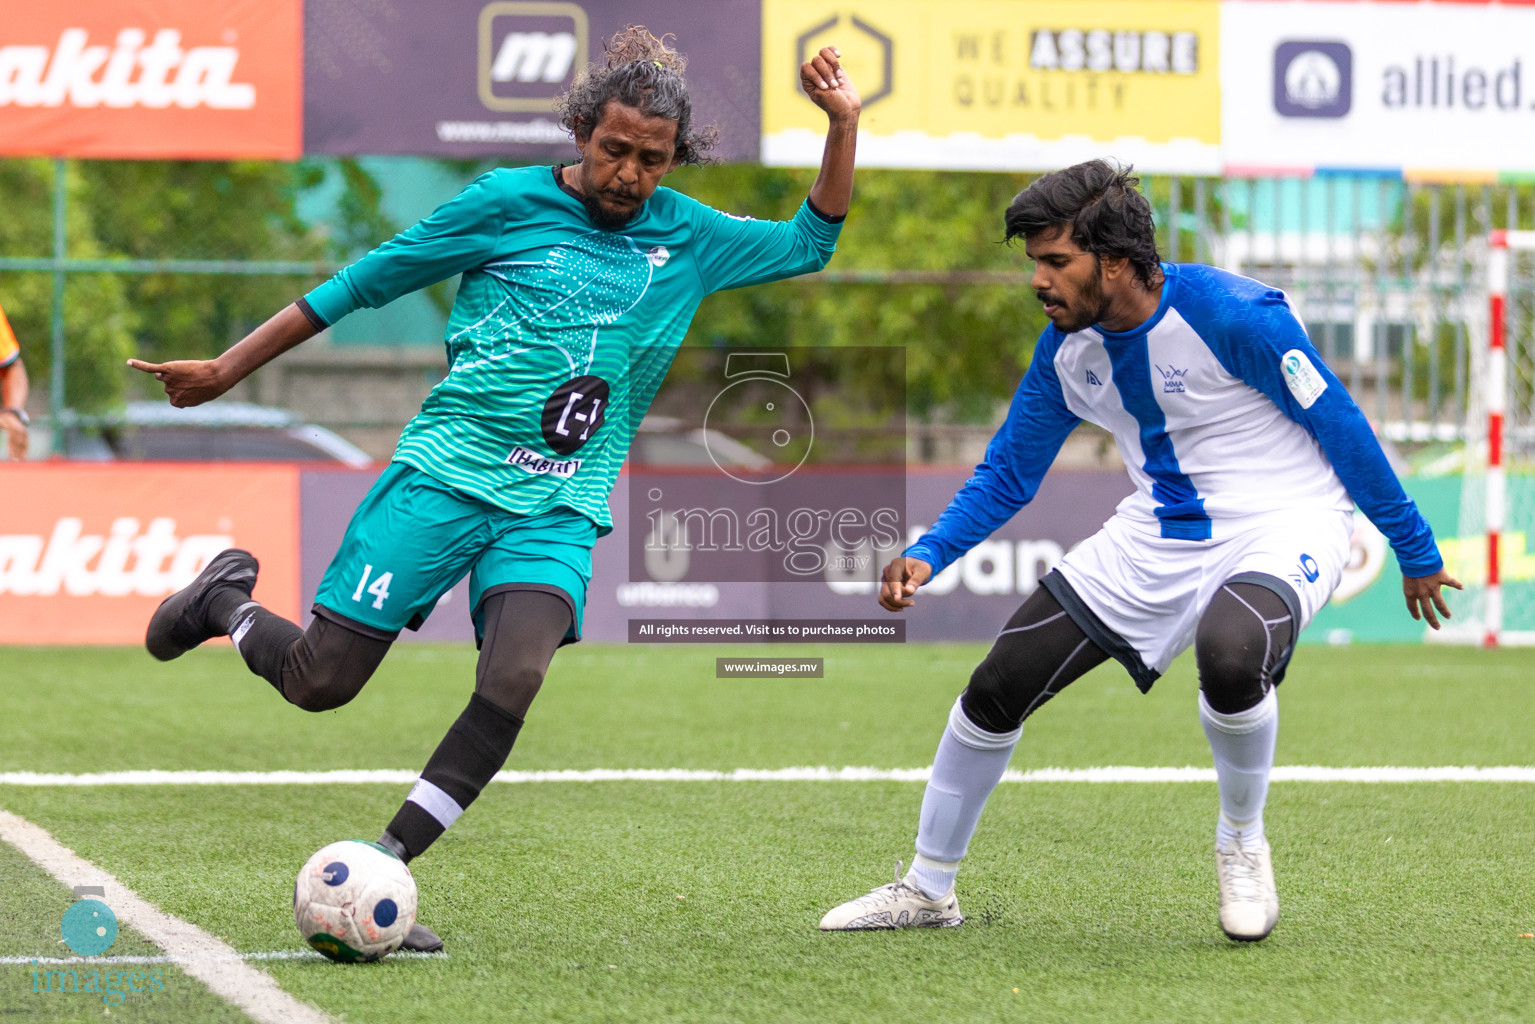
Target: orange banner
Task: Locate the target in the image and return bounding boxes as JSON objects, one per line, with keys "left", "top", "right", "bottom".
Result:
{"left": 0, "top": 0, "right": 301, "bottom": 159}
{"left": 0, "top": 464, "right": 300, "bottom": 645}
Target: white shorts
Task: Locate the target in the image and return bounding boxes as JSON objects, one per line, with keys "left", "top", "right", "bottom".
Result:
{"left": 1046, "top": 509, "right": 1353, "bottom": 688}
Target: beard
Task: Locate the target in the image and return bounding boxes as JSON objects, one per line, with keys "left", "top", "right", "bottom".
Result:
{"left": 574, "top": 164, "right": 642, "bottom": 231}
{"left": 581, "top": 191, "right": 641, "bottom": 231}
{"left": 1038, "top": 263, "right": 1110, "bottom": 334}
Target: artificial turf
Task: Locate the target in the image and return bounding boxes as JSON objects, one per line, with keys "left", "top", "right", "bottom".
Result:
{"left": 2, "top": 643, "right": 1534, "bottom": 1023}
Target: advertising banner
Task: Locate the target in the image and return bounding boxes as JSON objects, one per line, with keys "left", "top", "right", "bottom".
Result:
{"left": 1222, "top": 0, "right": 1535, "bottom": 178}
{"left": 0, "top": 0, "right": 302, "bottom": 159}
{"left": 296, "top": 466, "right": 1463, "bottom": 648}
{"left": 762, "top": 0, "right": 1222, "bottom": 173}
{"left": 0, "top": 465, "right": 301, "bottom": 646}
{"left": 0, "top": 462, "right": 1474, "bottom": 647}
{"left": 304, "top": 0, "right": 761, "bottom": 162}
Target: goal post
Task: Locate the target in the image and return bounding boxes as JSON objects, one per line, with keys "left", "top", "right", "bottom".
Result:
{"left": 1446, "top": 229, "right": 1535, "bottom": 647}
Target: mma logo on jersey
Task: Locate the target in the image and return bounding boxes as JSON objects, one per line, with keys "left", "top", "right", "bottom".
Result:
{"left": 507, "top": 446, "right": 583, "bottom": 477}
{"left": 1156, "top": 364, "right": 1188, "bottom": 393}
{"left": 646, "top": 246, "right": 670, "bottom": 267}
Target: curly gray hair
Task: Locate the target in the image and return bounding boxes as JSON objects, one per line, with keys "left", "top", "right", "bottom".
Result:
{"left": 555, "top": 26, "right": 719, "bottom": 166}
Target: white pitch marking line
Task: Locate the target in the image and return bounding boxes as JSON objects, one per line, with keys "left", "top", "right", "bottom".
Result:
{"left": 0, "top": 951, "right": 447, "bottom": 966}
{"left": 3, "top": 766, "right": 1535, "bottom": 785}
{"left": 0, "top": 810, "right": 332, "bottom": 1024}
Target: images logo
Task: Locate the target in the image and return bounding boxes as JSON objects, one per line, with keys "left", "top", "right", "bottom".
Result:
{"left": 61, "top": 887, "right": 116, "bottom": 957}
{"left": 477, "top": 1, "right": 588, "bottom": 112}
{"left": 630, "top": 347, "right": 906, "bottom": 585}
{"left": 1274, "top": 41, "right": 1352, "bottom": 118}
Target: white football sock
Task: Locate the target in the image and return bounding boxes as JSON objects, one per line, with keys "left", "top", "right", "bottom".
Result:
{"left": 905, "top": 698, "right": 1021, "bottom": 899}
{"left": 1199, "top": 689, "right": 1278, "bottom": 848}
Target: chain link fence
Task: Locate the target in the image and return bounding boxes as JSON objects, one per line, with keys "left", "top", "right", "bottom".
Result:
{"left": 3, "top": 158, "right": 1534, "bottom": 463}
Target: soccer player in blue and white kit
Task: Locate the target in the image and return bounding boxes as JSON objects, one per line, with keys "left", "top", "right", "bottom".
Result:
{"left": 820, "top": 161, "right": 1462, "bottom": 942}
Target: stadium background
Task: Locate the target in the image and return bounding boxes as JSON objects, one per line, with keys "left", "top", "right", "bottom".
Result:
{"left": 2, "top": 0, "right": 1534, "bottom": 646}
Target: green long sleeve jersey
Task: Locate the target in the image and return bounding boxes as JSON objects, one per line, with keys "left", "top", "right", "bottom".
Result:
{"left": 303, "top": 165, "right": 843, "bottom": 533}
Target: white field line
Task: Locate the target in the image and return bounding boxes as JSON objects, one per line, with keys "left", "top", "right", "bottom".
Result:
{"left": 3, "top": 766, "right": 1535, "bottom": 785}
{"left": 0, "top": 951, "right": 446, "bottom": 966}
{"left": 0, "top": 810, "right": 332, "bottom": 1024}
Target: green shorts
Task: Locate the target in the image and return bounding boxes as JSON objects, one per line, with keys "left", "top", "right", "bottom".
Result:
{"left": 313, "top": 462, "right": 595, "bottom": 643}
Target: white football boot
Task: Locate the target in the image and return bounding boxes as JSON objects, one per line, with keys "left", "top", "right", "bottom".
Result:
{"left": 1215, "top": 832, "right": 1279, "bottom": 941}
{"left": 819, "top": 863, "right": 963, "bottom": 931}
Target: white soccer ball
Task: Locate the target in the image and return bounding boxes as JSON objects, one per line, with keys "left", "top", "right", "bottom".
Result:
{"left": 293, "top": 840, "right": 418, "bottom": 963}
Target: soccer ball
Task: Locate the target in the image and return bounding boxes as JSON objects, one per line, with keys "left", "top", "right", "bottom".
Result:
{"left": 293, "top": 840, "right": 417, "bottom": 963}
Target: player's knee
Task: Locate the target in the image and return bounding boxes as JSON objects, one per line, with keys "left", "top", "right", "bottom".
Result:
{"left": 1194, "top": 633, "right": 1266, "bottom": 713}
{"left": 276, "top": 616, "right": 389, "bottom": 713}
{"left": 476, "top": 662, "right": 545, "bottom": 720}
{"left": 961, "top": 657, "right": 1028, "bottom": 734}
{"left": 282, "top": 669, "right": 368, "bottom": 713}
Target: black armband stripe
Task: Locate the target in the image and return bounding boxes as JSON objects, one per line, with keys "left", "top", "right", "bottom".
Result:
{"left": 806, "top": 197, "right": 846, "bottom": 224}
{"left": 295, "top": 296, "right": 329, "bottom": 331}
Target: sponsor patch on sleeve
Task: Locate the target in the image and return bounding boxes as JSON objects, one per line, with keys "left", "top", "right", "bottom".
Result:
{"left": 1280, "top": 349, "right": 1328, "bottom": 409}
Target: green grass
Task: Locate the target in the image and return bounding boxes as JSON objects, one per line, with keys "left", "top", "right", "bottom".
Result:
{"left": 0, "top": 842, "right": 250, "bottom": 1022}
{"left": 2, "top": 643, "right": 1535, "bottom": 1023}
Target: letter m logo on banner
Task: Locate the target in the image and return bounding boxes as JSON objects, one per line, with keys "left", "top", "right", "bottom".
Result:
{"left": 0, "top": 0, "right": 301, "bottom": 158}
{"left": 477, "top": 2, "right": 588, "bottom": 112}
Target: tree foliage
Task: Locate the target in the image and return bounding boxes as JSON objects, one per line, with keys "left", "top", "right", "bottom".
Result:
{"left": 0, "top": 157, "right": 388, "bottom": 414}
{"left": 666, "top": 165, "right": 1047, "bottom": 422}
{"left": 0, "top": 160, "right": 136, "bottom": 413}
{"left": 1, "top": 156, "right": 1053, "bottom": 420}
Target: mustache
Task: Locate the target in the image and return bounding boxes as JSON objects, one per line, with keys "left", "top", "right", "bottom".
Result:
{"left": 600, "top": 187, "right": 639, "bottom": 202}
{"left": 1036, "top": 292, "right": 1064, "bottom": 306}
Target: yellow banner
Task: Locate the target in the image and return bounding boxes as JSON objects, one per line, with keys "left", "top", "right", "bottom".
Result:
{"left": 763, "top": 0, "right": 1221, "bottom": 171}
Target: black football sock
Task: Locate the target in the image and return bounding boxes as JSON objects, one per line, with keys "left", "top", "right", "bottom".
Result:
{"left": 226, "top": 602, "right": 304, "bottom": 692}
{"left": 206, "top": 585, "right": 254, "bottom": 633}
{"left": 384, "top": 693, "right": 524, "bottom": 862}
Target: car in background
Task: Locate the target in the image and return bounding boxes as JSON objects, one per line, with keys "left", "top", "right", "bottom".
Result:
{"left": 58, "top": 401, "right": 373, "bottom": 466}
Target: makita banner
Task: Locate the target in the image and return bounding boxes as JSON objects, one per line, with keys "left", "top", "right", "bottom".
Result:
{"left": 0, "top": 465, "right": 301, "bottom": 645}
{"left": 304, "top": 0, "right": 761, "bottom": 162}
{"left": 0, "top": 0, "right": 302, "bottom": 159}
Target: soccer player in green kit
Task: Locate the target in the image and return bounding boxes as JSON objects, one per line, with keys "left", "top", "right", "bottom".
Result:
{"left": 128, "top": 28, "right": 860, "bottom": 954}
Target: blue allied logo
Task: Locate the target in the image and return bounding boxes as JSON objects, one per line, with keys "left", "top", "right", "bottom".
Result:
{"left": 1085, "top": 370, "right": 1103, "bottom": 386}
{"left": 61, "top": 887, "right": 117, "bottom": 956}
{"left": 1299, "top": 553, "right": 1320, "bottom": 583}
{"left": 1274, "top": 41, "right": 1352, "bottom": 119}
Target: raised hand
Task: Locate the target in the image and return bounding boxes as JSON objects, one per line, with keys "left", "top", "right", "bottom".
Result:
{"left": 127, "top": 358, "right": 232, "bottom": 408}
{"left": 1402, "top": 568, "right": 1464, "bottom": 629}
{"left": 800, "top": 46, "right": 861, "bottom": 122}
{"left": 879, "top": 556, "right": 933, "bottom": 613}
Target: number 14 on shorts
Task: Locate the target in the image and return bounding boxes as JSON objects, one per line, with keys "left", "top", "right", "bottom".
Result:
{"left": 351, "top": 564, "right": 393, "bottom": 609}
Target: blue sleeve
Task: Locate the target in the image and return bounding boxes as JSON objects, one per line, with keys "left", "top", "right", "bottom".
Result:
{"left": 303, "top": 172, "right": 509, "bottom": 326}
{"left": 1191, "top": 280, "right": 1443, "bottom": 577}
{"left": 689, "top": 199, "right": 842, "bottom": 294}
{"left": 905, "top": 332, "right": 1080, "bottom": 576}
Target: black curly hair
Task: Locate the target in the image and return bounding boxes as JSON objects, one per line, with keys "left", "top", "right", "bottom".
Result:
{"left": 555, "top": 26, "right": 719, "bottom": 165}
{"left": 1004, "top": 160, "right": 1162, "bottom": 287}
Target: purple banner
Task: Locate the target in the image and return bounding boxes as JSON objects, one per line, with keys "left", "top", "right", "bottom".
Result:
{"left": 304, "top": 0, "right": 761, "bottom": 161}
{"left": 299, "top": 466, "right": 1134, "bottom": 644}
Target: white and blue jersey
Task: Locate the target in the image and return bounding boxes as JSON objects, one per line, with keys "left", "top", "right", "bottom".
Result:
{"left": 907, "top": 262, "right": 1442, "bottom": 580}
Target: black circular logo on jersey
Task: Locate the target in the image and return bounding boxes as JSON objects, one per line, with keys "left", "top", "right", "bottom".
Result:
{"left": 541, "top": 376, "right": 610, "bottom": 456}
